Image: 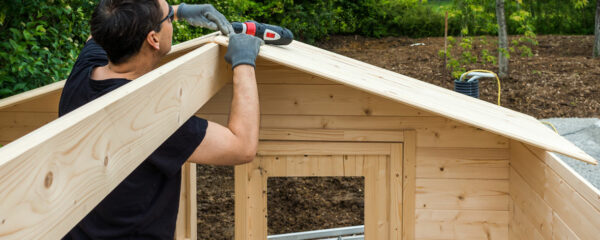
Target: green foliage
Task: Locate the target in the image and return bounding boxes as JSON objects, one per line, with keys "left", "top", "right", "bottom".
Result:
{"left": 1, "top": 0, "right": 597, "bottom": 99}
{"left": 0, "top": 0, "right": 94, "bottom": 98}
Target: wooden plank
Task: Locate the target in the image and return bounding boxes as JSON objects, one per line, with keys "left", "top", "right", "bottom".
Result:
{"left": 0, "top": 90, "right": 61, "bottom": 112}
{"left": 519, "top": 141, "right": 600, "bottom": 213}
{"left": 0, "top": 112, "right": 58, "bottom": 143}
{"left": 257, "top": 141, "right": 392, "bottom": 156}
{"left": 198, "top": 84, "right": 430, "bottom": 116}
{"left": 200, "top": 114, "right": 507, "bottom": 148}
{"left": 417, "top": 127, "right": 509, "bottom": 148}
{"left": 259, "top": 129, "right": 404, "bottom": 142}
{"left": 510, "top": 141, "right": 600, "bottom": 240}
{"left": 0, "top": 126, "right": 40, "bottom": 142}
{"left": 509, "top": 203, "right": 544, "bottom": 240}
{"left": 389, "top": 144, "right": 403, "bottom": 239}
{"left": 255, "top": 59, "right": 335, "bottom": 85}
{"left": 415, "top": 179, "right": 509, "bottom": 211}
{"left": 248, "top": 158, "right": 268, "bottom": 240}
{"left": 403, "top": 130, "right": 416, "bottom": 240}
{"left": 0, "top": 43, "right": 230, "bottom": 239}
{"left": 200, "top": 114, "right": 450, "bottom": 130}
{"left": 0, "top": 112, "right": 58, "bottom": 127}
{"left": 187, "top": 163, "right": 197, "bottom": 240}
{"left": 417, "top": 148, "right": 509, "bottom": 179}
{"left": 509, "top": 167, "right": 553, "bottom": 239}
{"left": 364, "top": 155, "right": 389, "bottom": 240}
{"left": 175, "top": 162, "right": 197, "bottom": 240}
{"left": 213, "top": 36, "right": 596, "bottom": 163}
{"left": 234, "top": 163, "right": 249, "bottom": 240}
{"left": 552, "top": 212, "right": 580, "bottom": 240}
{"left": 414, "top": 209, "right": 508, "bottom": 240}
{"left": 0, "top": 81, "right": 64, "bottom": 111}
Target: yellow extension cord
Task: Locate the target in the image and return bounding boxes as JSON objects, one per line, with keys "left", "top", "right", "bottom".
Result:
{"left": 462, "top": 69, "right": 502, "bottom": 106}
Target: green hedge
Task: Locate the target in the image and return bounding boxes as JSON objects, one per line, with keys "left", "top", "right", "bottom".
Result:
{"left": 0, "top": 0, "right": 596, "bottom": 98}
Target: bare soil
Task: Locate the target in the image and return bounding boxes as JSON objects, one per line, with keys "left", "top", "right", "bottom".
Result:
{"left": 196, "top": 35, "right": 600, "bottom": 239}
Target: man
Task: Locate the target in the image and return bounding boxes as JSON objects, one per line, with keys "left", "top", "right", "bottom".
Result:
{"left": 60, "top": 0, "right": 262, "bottom": 239}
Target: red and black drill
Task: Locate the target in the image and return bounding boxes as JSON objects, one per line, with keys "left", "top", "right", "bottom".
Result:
{"left": 231, "top": 21, "right": 294, "bottom": 45}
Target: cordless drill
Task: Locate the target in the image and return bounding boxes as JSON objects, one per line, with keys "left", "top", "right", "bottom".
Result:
{"left": 231, "top": 21, "right": 294, "bottom": 45}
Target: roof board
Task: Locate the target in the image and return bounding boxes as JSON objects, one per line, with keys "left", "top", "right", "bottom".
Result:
{"left": 213, "top": 36, "right": 596, "bottom": 164}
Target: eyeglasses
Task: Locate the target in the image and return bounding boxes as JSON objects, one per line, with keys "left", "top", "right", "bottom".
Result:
{"left": 158, "top": 4, "right": 174, "bottom": 25}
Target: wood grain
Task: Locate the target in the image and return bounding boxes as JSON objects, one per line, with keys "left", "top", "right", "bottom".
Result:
{"left": 198, "top": 84, "right": 430, "bottom": 116}
{"left": 415, "top": 179, "right": 509, "bottom": 211}
{"left": 417, "top": 148, "right": 509, "bottom": 179}
{"left": 415, "top": 209, "right": 508, "bottom": 240}
{"left": 510, "top": 140, "right": 600, "bottom": 240}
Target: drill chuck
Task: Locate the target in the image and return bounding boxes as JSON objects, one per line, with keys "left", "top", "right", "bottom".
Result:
{"left": 232, "top": 21, "right": 294, "bottom": 45}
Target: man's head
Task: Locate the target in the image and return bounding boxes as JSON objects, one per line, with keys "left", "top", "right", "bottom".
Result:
{"left": 90, "top": 0, "right": 173, "bottom": 65}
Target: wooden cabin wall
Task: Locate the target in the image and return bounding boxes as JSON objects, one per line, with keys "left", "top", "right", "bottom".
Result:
{"left": 0, "top": 88, "right": 61, "bottom": 145}
{"left": 198, "top": 59, "right": 511, "bottom": 240}
{"left": 509, "top": 140, "right": 600, "bottom": 240}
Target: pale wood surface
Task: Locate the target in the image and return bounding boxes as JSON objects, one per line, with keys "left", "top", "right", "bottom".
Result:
{"left": 175, "top": 163, "right": 197, "bottom": 240}
{"left": 235, "top": 141, "right": 403, "bottom": 240}
{"left": 255, "top": 58, "right": 335, "bottom": 85}
{"left": 200, "top": 113, "right": 508, "bottom": 149}
{"left": 0, "top": 43, "right": 230, "bottom": 239}
{"left": 415, "top": 179, "right": 509, "bottom": 211}
{"left": 519, "top": 141, "right": 600, "bottom": 213}
{"left": 389, "top": 143, "right": 403, "bottom": 239}
{"left": 509, "top": 167, "right": 552, "bottom": 239}
{"left": 0, "top": 80, "right": 64, "bottom": 111}
{"left": 199, "top": 84, "right": 430, "bottom": 116}
{"left": 402, "top": 131, "right": 416, "bottom": 240}
{"left": 199, "top": 114, "right": 451, "bottom": 130}
{"left": 552, "top": 212, "right": 580, "bottom": 240}
{"left": 0, "top": 90, "right": 61, "bottom": 112}
{"left": 415, "top": 209, "right": 508, "bottom": 240}
{"left": 213, "top": 36, "right": 595, "bottom": 164}
{"left": 510, "top": 140, "right": 600, "bottom": 240}
{"left": 259, "top": 129, "right": 404, "bottom": 142}
{"left": 509, "top": 203, "right": 544, "bottom": 240}
{"left": 257, "top": 141, "right": 393, "bottom": 156}
{"left": 416, "top": 148, "right": 509, "bottom": 179}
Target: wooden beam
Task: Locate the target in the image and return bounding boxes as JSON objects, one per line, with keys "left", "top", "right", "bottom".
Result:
{"left": 0, "top": 43, "right": 230, "bottom": 239}
{"left": 402, "top": 130, "right": 416, "bottom": 240}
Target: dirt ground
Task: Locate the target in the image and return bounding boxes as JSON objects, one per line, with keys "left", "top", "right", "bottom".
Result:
{"left": 196, "top": 35, "right": 600, "bottom": 239}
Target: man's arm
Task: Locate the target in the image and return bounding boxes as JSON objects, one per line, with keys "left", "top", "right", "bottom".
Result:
{"left": 187, "top": 34, "right": 262, "bottom": 165}
{"left": 187, "top": 65, "right": 259, "bottom": 165}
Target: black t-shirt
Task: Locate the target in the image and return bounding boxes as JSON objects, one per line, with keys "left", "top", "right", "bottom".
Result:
{"left": 60, "top": 39, "right": 208, "bottom": 239}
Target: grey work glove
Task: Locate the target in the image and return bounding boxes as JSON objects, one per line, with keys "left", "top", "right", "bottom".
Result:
{"left": 224, "top": 34, "right": 263, "bottom": 69}
{"left": 177, "top": 3, "right": 234, "bottom": 35}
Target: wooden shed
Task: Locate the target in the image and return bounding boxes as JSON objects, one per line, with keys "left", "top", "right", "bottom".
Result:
{"left": 0, "top": 33, "right": 598, "bottom": 240}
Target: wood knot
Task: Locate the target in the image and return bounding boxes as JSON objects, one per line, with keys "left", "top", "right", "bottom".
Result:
{"left": 458, "top": 195, "right": 464, "bottom": 200}
{"left": 104, "top": 156, "right": 109, "bottom": 166}
{"left": 44, "top": 172, "right": 53, "bottom": 188}
{"left": 1, "top": 219, "right": 5, "bottom": 224}
{"left": 439, "top": 167, "right": 445, "bottom": 172}
{"left": 423, "top": 204, "right": 427, "bottom": 208}
{"left": 363, "top": 109, "right": 372, "bottom": 115}
{"left": 329, "top": 95, "right": 334, "bottom": 99}
{"left": 179, "top": 88, "right": 183, "bottom": 97}
{"left": 396, "top": 173, "right": 400, "bottom": 177}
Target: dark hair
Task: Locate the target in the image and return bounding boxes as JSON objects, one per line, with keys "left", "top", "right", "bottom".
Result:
{"left": 90, "top": 0, "right": 163, "bottom": 64}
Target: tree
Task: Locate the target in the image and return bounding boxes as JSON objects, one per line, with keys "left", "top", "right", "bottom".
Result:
{"left": 594, "top": 0, "right": 600, "bottom": 57}
{"left": 496, "top": 0, "right": 509, "bottom": 78}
